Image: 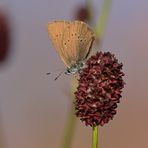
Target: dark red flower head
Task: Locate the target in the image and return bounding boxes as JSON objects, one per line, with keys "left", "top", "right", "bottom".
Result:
{"left": 75, "top": 51, "right": 125, "bottom": 126}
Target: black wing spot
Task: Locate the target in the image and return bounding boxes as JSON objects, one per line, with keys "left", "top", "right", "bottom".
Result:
{"left": 71, "top": 34, "right": 73, "bottom": 36}
{"left": 78, "top": 36, "right": 80, "bottom": 39}
{"left": 64, "top": 42, "right": 67, "bottom": 45}
{"left": 80, "top": 39, "right": 83, "bottom": 42}
{"left": 75, "top": 33, "right": 77, "bottom": 36}
{"left": 68, "top": 40, "right": 70, "bottom": 42}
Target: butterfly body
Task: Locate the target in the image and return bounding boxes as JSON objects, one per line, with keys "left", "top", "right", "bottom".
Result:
{"left": 47, "top": 20, "right": 95, "bottom": 74}
{"left": 65, "top": 61, "right": 85, "bottom": 75}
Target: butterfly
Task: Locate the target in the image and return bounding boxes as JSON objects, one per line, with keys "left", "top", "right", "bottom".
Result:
{"left": 47, "top": 20, "right": 95, "bottom": 75}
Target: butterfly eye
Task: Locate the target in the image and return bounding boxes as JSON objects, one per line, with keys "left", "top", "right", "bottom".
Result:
{"left": 78, "top": 36, "right": 80, "bottom": 39}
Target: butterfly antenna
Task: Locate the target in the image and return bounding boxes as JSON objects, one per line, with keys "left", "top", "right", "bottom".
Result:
{"left": 54, "top": 70, "right": 65, "bottom": 81}
{"left": 46, "top": 68, "right": 64, "bottom": 75}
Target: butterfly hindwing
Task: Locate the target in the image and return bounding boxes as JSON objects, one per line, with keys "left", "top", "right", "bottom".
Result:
{"left": 62, "top": 21, "right": 95, "bottom": 66}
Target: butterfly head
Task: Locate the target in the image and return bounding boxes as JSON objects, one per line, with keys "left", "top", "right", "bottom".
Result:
{"left": 65, "top": 61, "right": 85, "bottom": 75}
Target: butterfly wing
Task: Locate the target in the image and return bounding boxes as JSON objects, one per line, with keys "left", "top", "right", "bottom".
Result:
{"left": 47, "top": 21, "right": 71, "bottom": 67}
{"left": 62, "top": 21, "right": 95, "bottom": 66}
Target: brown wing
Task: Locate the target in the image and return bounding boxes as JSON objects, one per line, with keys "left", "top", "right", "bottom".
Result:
{"left": 62, "top": 20, "right": 95, "bottom": 66}
{"left": 47, "top": 20, "right": 71, "bottom": 67}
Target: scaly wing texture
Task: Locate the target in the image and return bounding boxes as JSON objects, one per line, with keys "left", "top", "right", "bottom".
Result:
{"left": 62, "top": 21, "right": 95, "bottom": 66}
{"left": 47, "top": 21, "right": 71, "bottom": 67}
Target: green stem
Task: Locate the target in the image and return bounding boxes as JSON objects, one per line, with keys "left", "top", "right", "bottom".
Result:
{"left": 92, "top": 126, "right": 99, "bottom": 148}
{"left": 95, "top": 0, "right": 112, "bottom": 39}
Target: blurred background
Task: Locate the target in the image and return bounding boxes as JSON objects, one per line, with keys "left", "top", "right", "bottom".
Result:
{"left": 0, "top": 0, "right": 148, "bottom": 148}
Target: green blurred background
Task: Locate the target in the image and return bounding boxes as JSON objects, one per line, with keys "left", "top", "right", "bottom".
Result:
{"left": 0, "top": 0, "right": 148, "bottom": 148}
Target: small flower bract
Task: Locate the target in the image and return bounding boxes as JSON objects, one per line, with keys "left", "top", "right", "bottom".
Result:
{"left": 75, "top": 51, "right": 125, "bottom": 126}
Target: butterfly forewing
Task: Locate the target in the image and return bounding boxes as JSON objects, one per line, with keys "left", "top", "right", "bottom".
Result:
{"left": 47, "top": 21, "right": 71, "bottom": 67}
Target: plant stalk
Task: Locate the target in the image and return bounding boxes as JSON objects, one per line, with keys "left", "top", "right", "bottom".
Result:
{"left": 61, "top": 103, "right": 76, "bottom": 148}
{"left": 92, "top": 126, "right": 99, "bottom": 148}
{"left": 95, "top": 0, "right": 112, "bottom": 39}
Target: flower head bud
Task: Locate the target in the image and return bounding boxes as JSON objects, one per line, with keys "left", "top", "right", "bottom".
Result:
{"left": 75, "top": 51, "right": 125, "bottom": 126}
{"left": 75, "top": 6, "right": 90, "bottom": 22}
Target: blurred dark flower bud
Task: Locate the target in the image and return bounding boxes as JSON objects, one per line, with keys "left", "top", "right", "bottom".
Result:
{"left": 75, "top": 6, "right": 90, "bottom": 22}
{"left": 0, "top": 11, "right": 10, "bottom": 63}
